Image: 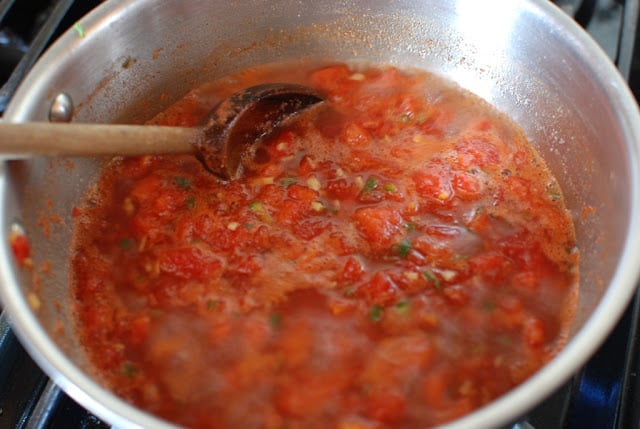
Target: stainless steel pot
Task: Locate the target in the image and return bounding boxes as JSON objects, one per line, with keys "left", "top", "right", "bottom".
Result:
{"left": 1, "top": 0, "right": 640, "bottom": 427}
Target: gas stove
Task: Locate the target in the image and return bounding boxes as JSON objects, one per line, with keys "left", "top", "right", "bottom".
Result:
{"left": 0, "top": 1, "right": 639, "bottom": 428}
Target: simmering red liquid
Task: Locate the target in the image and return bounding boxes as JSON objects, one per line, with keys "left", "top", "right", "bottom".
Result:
{"left": 72, "top": 63, "right": 578, "bottom": 428}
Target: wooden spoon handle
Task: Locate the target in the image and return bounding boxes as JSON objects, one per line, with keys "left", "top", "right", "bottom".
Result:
{"left": 0, "top": 122, "right": 197, "bottom": 157}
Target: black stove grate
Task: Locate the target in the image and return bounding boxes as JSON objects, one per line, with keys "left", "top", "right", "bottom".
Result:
{"left": 0, "top": 1, "right": 639, "bottom": 428}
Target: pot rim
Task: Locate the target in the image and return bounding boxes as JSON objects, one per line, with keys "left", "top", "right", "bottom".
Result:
{"left": 1, "top": 0, "right": 640, "bottom": 428}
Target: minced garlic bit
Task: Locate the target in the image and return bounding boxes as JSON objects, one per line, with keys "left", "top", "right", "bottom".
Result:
{"left": 123, "top": 197, "right": 135, "bottom": 215}
{"left": 335, "top": 168, "right": 345, "bottom": 178}
{"left": 250, "top": 176, "right": 274, "bottom": 186}
{"left": 311, "top": 201, "right": 325, "bottom": 212}
{"left": 27, "top": 292, "right": 41, "bottom": 311}
{"left": 412, "top": 133, "right": 428, "bottom": 144}
{"left": 307, "top": 176, "right": 321, "bottom": 191}
{"left": 349, "top": 72, "right": 366, "bottom": 81}
{"left": 145, "top": 260, "right": 161, "bottom": 275}
{"left": 437, "top": 191, "right": 450, "bottom": 201}
{"left": 459, "top": 379, "right": 475, "bottom": 396}
{"left": 227, "top": 221, "right": 240, "bottom": 231}
{"left": 276, "top": 142, "right": 288, "bottom": 151}
{"left": 404, "top": 271, "right": 419, "bottom": 281}
{"left": 421, "top": 313, "right": 439, "bottom": 328}
{"left": 440, "top": 269, "right": 457, "bottom": 281}
{"left": 355, "top": 176, "right": 364, "bottom": 189}
{"left": 304, "top": 156, "right": 317, "bottom": 169}
{"left": 137, "top": 235, "right": 148, "bottom": 252}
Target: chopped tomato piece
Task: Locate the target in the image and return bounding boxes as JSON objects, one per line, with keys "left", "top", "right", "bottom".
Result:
{"left": 9, "top": 232, "right": 30, "bottom": 267}
{"left": 353, "top": 205, "right": 404, "bottom": 254}
{"left": 129, "top": 315, "right": 151, "bottom": 345}
{"left": 356, "top": 272, "right": 398, "bottom": 305}
{"left": 158, "top": 246, "right": 221, "bottom": 279}
{"left": 455, "top": 137, "right": 501, "bottom": 169}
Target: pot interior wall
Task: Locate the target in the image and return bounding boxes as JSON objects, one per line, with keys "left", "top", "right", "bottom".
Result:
{"left": 0, "top": 0, "right": 633, "bottom": 426}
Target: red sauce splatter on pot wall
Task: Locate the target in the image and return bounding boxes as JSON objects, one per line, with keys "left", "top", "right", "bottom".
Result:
{"left": 72, "top": 63, "right": 579, "bottom": 428}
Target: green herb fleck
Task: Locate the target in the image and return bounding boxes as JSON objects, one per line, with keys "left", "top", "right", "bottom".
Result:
{"left": 122, "top": 56, "right": 133, "bottom": 69}
{"left": 406, "top": 222, "right": 417, "bottom": 233}
{"left": 343, "top": 285, "right": 356, "bottom": 297}
{"left": 249, "top": 201, "right": 272, "bottom": 223}
{"left": 399, "top": 114, "right": 412, "bottom": 123}
{"left": 119, "top": 238, "right": 134, "bottom": 250}
{"left": 423, "top": 269, "right": 442, "bottom": 289}
{"left": 269, "top": 313, "right": 282, "bottom": 329}
{"left": 280, "top": 177, "right": 298, "bottom": 187}
{"left": 383, "top": 183, "right": 397, "bottom": 193}
{"left": 185, "top": 195, "right": 196, "bottom": 210}
{"left": 397, "top": 239, "right": 412, "bottom": 258}
{"left": 483, "top": 301, "right": 497, "bottom": 312}
{"left": 120, "top": 362, "right": 137, "bottom": 378}
{"left": 364, "top": 177, "right": 378, "bottom": 193}
{"left": 175, "top": 176, "right": 192, "bottom": 189}
{"left": 207, "top": 299, "right": 220, "bottom": 311}
{"left": 73, "top": 22, "right": 85, "bottom": 38}
{"left": 394, "top": 300, "right": 410, "bottom": 314}
{"left": 249, "top": 201, "right": 264, "bottom": 212}
{"left": 370, "top": 304, "right": 384, "bottom": 322}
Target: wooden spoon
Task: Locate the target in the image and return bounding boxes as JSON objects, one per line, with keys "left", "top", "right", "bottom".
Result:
{"left": 0, "top": 83, "right": 324, "bottom": 180}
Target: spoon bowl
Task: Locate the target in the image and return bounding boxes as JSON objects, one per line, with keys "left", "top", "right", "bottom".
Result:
{"left": 0, "top": 83, "right": 324, "bottom": 180}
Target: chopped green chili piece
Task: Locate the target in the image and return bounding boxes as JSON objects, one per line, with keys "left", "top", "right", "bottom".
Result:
{"left": 175, "top": 176, "right": 192, "bottom": 189}
{"left": 249, "top": 201, "right": 272, "bottom": 223}
{"left": 370, "top": 304, "right": 384, "bottom": 322}
{"left": 185, "top": 195, "right": 196, "bottom": 210}
{"left": 269, "top": 313, "right": 282, "bottom": 329}
{"left": 423, "top": 269, "right": 442, "bottom": 289}
{"left": 120, "top": 362, "right": 137, "bottom": 377}
{"left": 175, "top": 177, "right": 192, "bottom": 189}
{"left": 383, "top": 183, "right": 397, "bottom": 193}
{"left": 73, "top": 22, "right": 85, "bottom": 38}
{"left": 397, "top": 239, "right": 412, "bottom": 258}
{"left": 394, "top": 300, "right": 410, "bottom": 314}
{"left": 406, "top": 222, "right": 417, "bottom": 233}
{"left": 364, "top": 177, "right": 378, "bottom": 193}
{"left": 249, "top": 201, "right": 264, "bottom": 212}
{"left": 119, "top": 238, "right": 134, "bottom": 250}
{"left": 343, "top": 285, "right": 356, "bottom": 297}
{"left": 280, "top": 177, "right": 298, "bottom": 187}
{"left": 207, "top": 299, "right": 220, "bottom": 311}
{"left": 549, "top": 191, "right": 562, "bottom": 201}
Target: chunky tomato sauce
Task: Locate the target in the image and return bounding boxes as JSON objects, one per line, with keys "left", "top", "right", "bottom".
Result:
{"left": 72, "top": 63, "right": 578, "bottom": 428}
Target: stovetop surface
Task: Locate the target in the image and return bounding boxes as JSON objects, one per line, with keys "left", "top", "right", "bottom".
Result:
{"left": 1, "top": 1, "right": 640, "bottom": 428}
